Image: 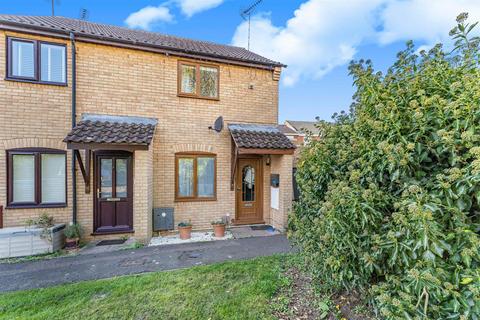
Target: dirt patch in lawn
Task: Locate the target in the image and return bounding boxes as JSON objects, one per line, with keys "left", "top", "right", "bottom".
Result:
{"left": 271, "top": 265, "right": 377, "bottom": 320}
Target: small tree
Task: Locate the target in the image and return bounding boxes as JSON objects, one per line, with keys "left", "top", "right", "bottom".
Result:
{"left": 291, "top": 13, "right": 480, "bottom": 319}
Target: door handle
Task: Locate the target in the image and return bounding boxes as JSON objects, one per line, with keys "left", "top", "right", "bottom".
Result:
{"left": 106, "top": 198, "right": 120, "bottom": 202}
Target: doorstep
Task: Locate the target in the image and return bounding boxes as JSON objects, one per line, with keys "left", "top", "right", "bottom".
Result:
{"left": 229, "top": 225, "right": 281, "bottom": 239}
{"left": 149, "top": 231, "right": 233, "bottom": 247}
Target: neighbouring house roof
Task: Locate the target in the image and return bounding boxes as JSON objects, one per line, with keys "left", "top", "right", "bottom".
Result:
{"left": 0, "top": 15, "right": 284, "bottom": 70}
{"left": 64, "top": 114, "right": 157, "bottom": 146}
{"left": 285, "top": 120, "right": 319, "bottom": 135}
{"left": 277, "top": 124, "right": 298, "bottom": 135}
{"left": 228, "top": 123, "right": 295, "bottom": 150}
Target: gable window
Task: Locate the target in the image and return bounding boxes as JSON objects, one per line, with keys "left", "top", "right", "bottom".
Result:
{"left": 178, "top": 62, "right": 219, "bottom": 99}
{"left": 175, "top": 153, "right": 216, "bottom": 201}
{"left": 7, "top": 148, "right": 67, "bottom": 208}
{"left": 7, "top": 37, "right": 66, "bottom": 85}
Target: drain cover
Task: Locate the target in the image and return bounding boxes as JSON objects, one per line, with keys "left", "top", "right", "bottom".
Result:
{"left": 96, "top": 239, "right": 126, "bottom": 246}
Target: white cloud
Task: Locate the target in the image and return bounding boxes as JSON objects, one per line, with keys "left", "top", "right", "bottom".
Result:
{"left": 379, "top": 0, "right": 480, "bottom": 45}
{"left": 231, "top": 0, "right": 480, "bottom": 86}
{"left": 232, "top": 0, "right": 383, "bottom": 86}
{"left": 125, "top": 5, "right": 173, "bottom": 30}
{"left": 175, "top": 0, "right": 225, "bottom": 17}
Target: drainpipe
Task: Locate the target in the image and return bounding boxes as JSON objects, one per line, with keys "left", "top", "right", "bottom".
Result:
{"left": 70, "top": 32, "right": 77, "bottom": 224}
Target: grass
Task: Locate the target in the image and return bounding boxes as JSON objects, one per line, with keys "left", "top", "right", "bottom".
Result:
{"left": 0, "top": 255, "right": 286, "bottom": 320}
{"left": 0, "top": 250, "right": 70, "bottom": 264}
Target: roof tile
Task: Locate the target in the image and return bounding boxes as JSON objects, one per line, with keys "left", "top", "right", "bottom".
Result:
{"left": 64, "top": 114, "right": 157, "bottom": 145}
{"left": 0, "top": 15, "right": 283, "bottom": 68}
{"left": 229, "top": 123, "right": 295, "bottom": 150}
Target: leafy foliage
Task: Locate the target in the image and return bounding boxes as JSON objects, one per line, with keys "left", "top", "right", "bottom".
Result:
{"left": 290, "top": 13, "right": 480, "bottom": 320}
{"left": 63, "top": 223, "right": 83, "bottom": 239}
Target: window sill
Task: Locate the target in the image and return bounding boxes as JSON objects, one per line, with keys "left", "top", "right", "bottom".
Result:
{"left": 175, "top": 197, "right": 217, "bottom": 203}
{"left": 5, "top": 77, "right": 68, "bottom": 87}
{"left": 6, "top": 203, "right": 67, "bottom": 209}
{"left": 177, "top": 94, "right": 219, "bottom": 101}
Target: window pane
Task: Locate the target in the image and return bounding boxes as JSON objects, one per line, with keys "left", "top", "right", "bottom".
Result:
{"left": 100, "top": 159, "right": 113, "bottom": 198}
{"left": 41, "top": 44, "right": 66, "bottom": 83}
{"left": 12, "top": 154, "right": 35, "bottom": 202}
{"left": 242, "top": 165, "right": 255, "bottom": 202}
{"left": 11, "top": 40, "right": 35, "bottom": 78}
{"left": 116, "top": 159, "right": 128, "bottom": 198}
{"left": 200, "top": 66, "right": 218, "bottom": 98}
{"left": 178, "top": 158, "right": 194, "bottom": 197}
{"left": 181, "top": 65, "right": 196, "bottom": 94}
{"left": 197, "top": 157, "right": 214, "bottom": 197}
{"left": 41, "top": 154, "right": 66, "bottom": 203}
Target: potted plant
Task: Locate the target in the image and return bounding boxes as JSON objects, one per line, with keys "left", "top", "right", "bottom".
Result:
{"left": 178, "top": 221, "right": 192, "bottom": 240}
{"left": 211, "top": 220, "right": 226, "bottom": 238}
{"left": 64, "top": 223, "right": 82, "bottom": 249}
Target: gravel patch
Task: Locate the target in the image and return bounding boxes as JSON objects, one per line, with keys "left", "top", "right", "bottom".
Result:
{"left": 149, "top": 231, "right": 233, "bottom": 246}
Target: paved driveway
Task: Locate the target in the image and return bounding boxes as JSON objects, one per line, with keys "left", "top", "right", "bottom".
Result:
{"left": 0, "top": 235, "right": 292, "bottom": 293}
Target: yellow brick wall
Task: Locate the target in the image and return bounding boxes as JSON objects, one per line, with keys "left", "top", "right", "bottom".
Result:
{"left": 0, "top": 30, "right": 292, "bottom": 240}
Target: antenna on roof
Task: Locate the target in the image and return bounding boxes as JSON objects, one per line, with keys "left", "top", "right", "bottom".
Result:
{"left": 79, "top": 8, "right": 90, "bottom": 20}
{"left": 240, "top": 0, "right": 264, "bottom": 51}
{"left": 48, "top": 0, "right": 61, "bottom": 16}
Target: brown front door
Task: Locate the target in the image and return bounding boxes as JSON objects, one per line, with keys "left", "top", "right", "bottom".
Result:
{"left": 235, "top": 158, "right": 263, "bottom": 224}
{"left": 94, "top": 151, "right": 133, "bottom": 234}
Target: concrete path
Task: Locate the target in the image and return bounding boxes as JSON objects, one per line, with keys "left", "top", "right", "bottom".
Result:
{"left": 0, "top": 235, "right": 292, "bottom": 293}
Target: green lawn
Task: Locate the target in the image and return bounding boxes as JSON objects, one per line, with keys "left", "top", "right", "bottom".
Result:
{"left": 0, "top": 255, "right": 286, "bottom": 320}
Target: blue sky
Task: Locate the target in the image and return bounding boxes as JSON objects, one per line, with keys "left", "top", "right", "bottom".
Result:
{"left": 2, "top": 0, "right": 479, "bottom": 122}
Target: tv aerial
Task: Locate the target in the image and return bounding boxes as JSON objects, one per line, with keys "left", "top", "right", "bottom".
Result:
{"left": 240, "top": 0, "right": 264, "bottom": 50}
{"left": 79, "top": 8, "right": 90, "bottom": 21}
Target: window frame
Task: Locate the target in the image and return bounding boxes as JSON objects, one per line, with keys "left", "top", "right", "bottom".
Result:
{"left": 6, "top": 148, "right": 67, "bottom": 209}
{"left": 6, "top": 37, "right": 67, "bottom": 86}
{"left": 177, "top": 61, "right": 219, "bottom": 100}
{"left": 175, "top": 152, "right": 217, "bottom": 202}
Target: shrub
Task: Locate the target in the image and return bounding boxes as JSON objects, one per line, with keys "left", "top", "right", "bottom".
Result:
{"left": 64, "top": 223, "right": 83, "bottom": 239}
{"left": 290, "top": 13, "right": 480, "bottom": 319}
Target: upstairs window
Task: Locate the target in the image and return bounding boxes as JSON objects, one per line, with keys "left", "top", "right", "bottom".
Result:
{"left": 178, "top": 61, "right": 219, "bottom": 99}
{"left": 7, "top": 37, "right": 66, "bottom": 85}
{"left": 40, "top": 43, "right": 66, "bottom": 83}
{"left": 9, "top": 38, "right": 36, "bottom": 80}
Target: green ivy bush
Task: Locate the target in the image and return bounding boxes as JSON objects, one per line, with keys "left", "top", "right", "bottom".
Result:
{"left": 290, "top": 13, "right": 480, "bottom": 319}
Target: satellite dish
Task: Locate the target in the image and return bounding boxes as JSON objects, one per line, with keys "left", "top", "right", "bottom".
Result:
{"left": 209, "top": 116, "right": 223, "bottom": 133}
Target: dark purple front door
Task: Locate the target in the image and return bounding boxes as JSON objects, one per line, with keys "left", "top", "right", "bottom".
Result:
{"left": 94, "top": 151, "right": 133, "bottom": 234}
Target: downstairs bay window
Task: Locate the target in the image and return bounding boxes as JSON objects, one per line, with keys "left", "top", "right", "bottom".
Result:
{"left": 7, "top": 148, "right": 66, "bottom": 208}
{"left": 175, "top": 153, "right": 216, "bottom": 201}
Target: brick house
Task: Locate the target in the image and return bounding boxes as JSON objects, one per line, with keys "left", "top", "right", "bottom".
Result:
{"left": 0, "top": 15, "right": 295, "bottom": 241}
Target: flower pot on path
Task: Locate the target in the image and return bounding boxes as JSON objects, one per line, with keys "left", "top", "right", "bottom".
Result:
{"left": 212, "top": 224, "right": 226, "bottom": 238}
{"left": 178, "top": 226, "right": 192, "bottom": 240}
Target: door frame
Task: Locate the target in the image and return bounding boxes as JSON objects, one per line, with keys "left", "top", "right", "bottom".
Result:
{"left": 235, "top": 155, "right": 264, "bottom": 224}
{"left": 93, "top": 150, "right": 134, "bottom": 235}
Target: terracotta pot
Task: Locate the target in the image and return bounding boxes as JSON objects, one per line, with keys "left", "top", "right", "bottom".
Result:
{"left": 212, "top": 224, "right": 226, "bottom": 238}
{"left": 178, "top": 226, "right": 192, "bottom": 240}
{"left": 65, "top": 237, "right": 79, "bottom": 249}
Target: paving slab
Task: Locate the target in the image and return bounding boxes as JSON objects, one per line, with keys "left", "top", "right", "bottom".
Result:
{"left": 0, "top": 235, "right": 292, "bottom": 293}
{"left": 230, "top": 226, "right": 281, "bottom": 239}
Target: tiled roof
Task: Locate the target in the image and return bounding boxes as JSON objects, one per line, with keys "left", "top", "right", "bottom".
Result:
{"left": 277, "top": 124, "right": 298, "bottom": 135}
{"left": 0, "top": 15, "right": 283, "bottom": 69}
{"left": 285, "top": 120, "right": 319, "bottom": 134}
{"left": 64, "top": 114, "right": 157, "bottom": 145}
{"left": 229, "top": 123, "right": 295, "bottom": 150}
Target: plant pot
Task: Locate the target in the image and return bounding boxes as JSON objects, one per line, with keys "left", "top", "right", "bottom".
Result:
{"left": 178, "top": 226, "right": 192, "bottom": 240}
{"left": 65, "top": 237, "right": 79, "bottom": 249}
{"left": 212, "top": 224, "right": 226, "bottom": 238}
